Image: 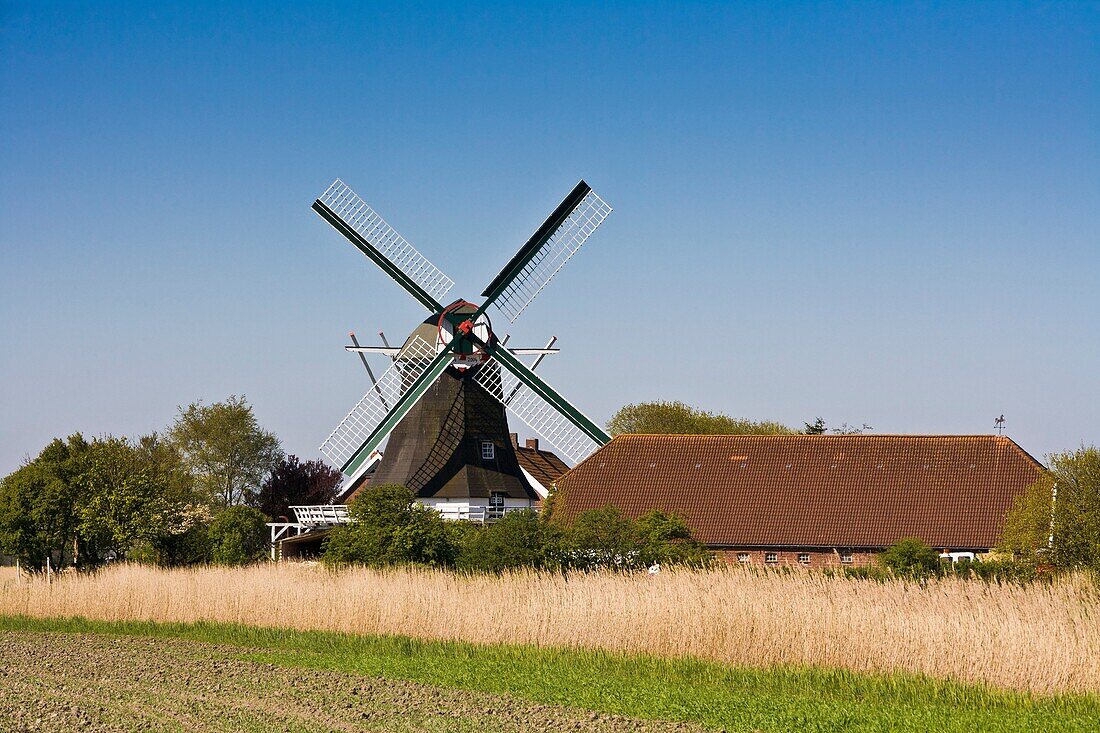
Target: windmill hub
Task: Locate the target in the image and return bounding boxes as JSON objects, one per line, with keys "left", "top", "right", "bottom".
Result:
{"left": 433, "top": 300, "right": 494, "bottom": 371}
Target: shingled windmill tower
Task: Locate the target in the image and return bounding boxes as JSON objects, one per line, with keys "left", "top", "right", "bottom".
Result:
{"left": 312, "top": 179, "right": 612, "bottom": 518}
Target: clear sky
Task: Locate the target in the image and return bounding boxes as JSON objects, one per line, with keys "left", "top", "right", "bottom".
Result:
{"left": 2, "top": 1, "right": 1097, "bottom": 474}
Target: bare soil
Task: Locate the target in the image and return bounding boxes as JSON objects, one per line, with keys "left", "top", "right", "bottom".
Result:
{"left": 0, "top": 631, "right": 705, "bottom": 733}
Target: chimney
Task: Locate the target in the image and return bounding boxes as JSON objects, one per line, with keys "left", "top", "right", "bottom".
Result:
{"left": 525, "top": 438, "right": 539, "bottom": 451}
{"left": 509, "top": 433, "right": 519, "bottom": 447}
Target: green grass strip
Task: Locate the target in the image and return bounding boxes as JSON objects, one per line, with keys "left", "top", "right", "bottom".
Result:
{"left": 1, "top": 615, "right": 1096, "bottom": 732}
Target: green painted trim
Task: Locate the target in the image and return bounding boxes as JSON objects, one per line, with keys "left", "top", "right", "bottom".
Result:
{"left": 488, "top": 343, "right": 610, "bottom": 445}
{"left": 341, "top": 344, "right": 457, "bottom": 475}
{"left": 476, "top": 180, "right": 591, "bottom": 318}
{"left": 313, "top": 200, "right": 444, "bottom": 313}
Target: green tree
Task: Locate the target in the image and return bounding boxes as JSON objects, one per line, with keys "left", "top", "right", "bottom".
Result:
{"left": 635, "top": 510, "right": 712, "bottom": 567}
{"left": 607, "top": 401, "right": 796, "bottom": 436}
{"left": 803, "top": 417, "right": 827, "bottom": 434}
{"left": 879, "top": 538, "right": 941, "bottom": 577}
{"left": 322, "top": 485, "right": 454, "bottom": 567}
{"left": 77, "top": 436, "right": 196, "bottom": 563}
{"left": 0, "top": 435, "right": 90, "bottom": 571}
{"left": 997, "top": 474, "right": 1055, "bottom": 563}
{"left": 1047, "top": 446, "right": 1100, "bottom": 571}
{"left": 208, "top": 505, "right": 270, "bottom": 566}
{"left": 169, "top": 395, "right": 282, "bottom": 507}
{"left": 455, "top": 510, "right": 561, "bottom": 573}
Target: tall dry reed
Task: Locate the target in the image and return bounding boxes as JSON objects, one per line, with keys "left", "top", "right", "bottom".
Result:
{"left": 1, "top": 563, "right": 1096, "bottom": 695}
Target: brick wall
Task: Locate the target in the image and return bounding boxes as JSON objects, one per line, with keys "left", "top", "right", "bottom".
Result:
{"left": 714, "top": 548, "right": 879, "bottom": 568}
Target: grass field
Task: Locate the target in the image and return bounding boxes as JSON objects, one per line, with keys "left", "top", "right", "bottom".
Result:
{"left": 2, "top": 616, "right": 1097, "bottom": 732}
{"left": 1, "top": 563, "right": 1097, "bottom": 694}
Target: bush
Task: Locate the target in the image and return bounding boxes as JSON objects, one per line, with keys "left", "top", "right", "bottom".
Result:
{"left": 455, "top": 510, "right": 561, "bottom": 573}
{"left": 322, "top": 485, "right": 454, "bottom": 568}
{"left": 559, "top": 506, "right": 642, "bottom": 570}
{"left": 879, "top": 538, "right": 940, "bottom": 577}
{"left": 208, "top": 506, "right": 269, "bottom": 566}
{"left": 556, "top": 506, "right": 712, "bottom": 571}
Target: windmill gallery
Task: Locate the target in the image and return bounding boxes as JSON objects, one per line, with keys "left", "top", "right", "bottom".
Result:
{"left": 269, "top": 179, "right": 1044, "bottom": 565}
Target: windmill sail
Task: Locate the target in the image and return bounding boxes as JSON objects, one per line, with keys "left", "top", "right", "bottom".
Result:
{"left": 474, "top": 344, "right": 609, "bottom": 465}
{"left": 479, "top": 181, "right": 612, "bottom": 323}
{"left": 320, "top": 335, "right": 453, "bottom": 474}
{"left": 313, "top": 180, "right": 455, "bottom": 312}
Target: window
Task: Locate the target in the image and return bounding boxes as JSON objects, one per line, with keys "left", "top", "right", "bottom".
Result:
{"left": 798, "top": 553, "right": 811, "bottom": 565}
{"left": 737, "top": 552, "right": 750, "bottom": 564}
{"left": 764, "top": 552, "right": 778, "bottom": 564}
{"left": 840, "top": 552, "right": 854, "bottom": 565}
{"left": 488, "top": 491, "right": 505, "bottom": 520}
{"left": 480, "top": 441, "right": 495, "bottom": 461}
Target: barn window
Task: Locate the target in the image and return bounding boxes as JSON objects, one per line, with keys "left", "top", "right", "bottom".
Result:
{"left": 764, "top": 552, "right": 778, "bottom": 564}
{"left": 480, "top": 441, "right": 495, "bottom": 461}
{"left": 737, "top": 552, "right": 750, "bottom": 564}
{"left": 840, "top": 552, "right": 854, "bottom": 565}
{"left": 798, "top": 553, "right": 811, "bottom": 565}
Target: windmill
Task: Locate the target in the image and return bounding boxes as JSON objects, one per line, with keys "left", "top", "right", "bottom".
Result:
{"left": 312, "top": 179, "right": 612, "bottom": 513}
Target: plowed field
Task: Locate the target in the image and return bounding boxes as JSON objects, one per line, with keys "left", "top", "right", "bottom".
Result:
{"left": 0, "top": 632, "right": 701, "bottom": 733}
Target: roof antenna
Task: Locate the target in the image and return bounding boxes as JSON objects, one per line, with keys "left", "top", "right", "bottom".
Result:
{"left": 994, "top": 414, "right": 1005, "bottom": 436}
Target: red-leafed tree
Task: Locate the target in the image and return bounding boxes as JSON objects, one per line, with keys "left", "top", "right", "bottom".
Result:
{"left": 252, "top": 455, "right": 342, "bottom": 521}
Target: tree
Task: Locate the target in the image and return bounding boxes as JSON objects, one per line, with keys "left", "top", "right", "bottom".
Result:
{"left": 607, "top": 401, "right": 796, "bottom": 436}
{"left": 803, "top": 417, "right": 827, "bottom": 435}
{"left": 1047, "top": 446, "right": 1100, "bottom": 571}
{"left": 635, "top": 510, "right": 712, "bottom": 567}
{"left": 77, "top": 437, "right": 182, "bottom": 563}
{"left": 997, "top": 474, "right": 1055, "bottom": 563}
{"left": 169, "top": 395, "right": 282, "bottom": 507}
{"left": 0, "top": 435, "right": 90, "bottom": 571}
{"left": 879, "top": 538, "right": 940, "bottom": 577}
{"left": 322, "top": 485, "right": 454, "bottom": 567}
{"left": 208, "top": 505, "right": 269, "bottom": 565}
{"left": 253, "top": 455, "right": 343, "bottom": 521}
{"left": 0, "top": 433, "right": 202, "bottom": 570}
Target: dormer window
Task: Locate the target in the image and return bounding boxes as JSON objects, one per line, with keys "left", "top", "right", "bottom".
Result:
{"left": 480, "top": 441, "right": 496, "bottom": 461}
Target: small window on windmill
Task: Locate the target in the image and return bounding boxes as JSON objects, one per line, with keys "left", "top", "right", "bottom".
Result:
{"left": 481, "top": 441, "right": 495, "bottom": 461}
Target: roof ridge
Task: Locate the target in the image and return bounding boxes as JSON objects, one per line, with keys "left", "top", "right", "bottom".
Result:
{"left": 612, "top": 433, "right": 1011, "bottom": 439}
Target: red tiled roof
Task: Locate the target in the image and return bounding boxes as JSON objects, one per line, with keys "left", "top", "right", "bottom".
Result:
{"left": 516, "top": 445, "right": 570, "bottom": 489}
{"left": 555, "top": 435, "right": 1045, "bottom": 550}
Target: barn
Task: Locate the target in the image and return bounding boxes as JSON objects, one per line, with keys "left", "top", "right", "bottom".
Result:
{"left": 553, "top": 434, "right": 1045, "bottom": 566}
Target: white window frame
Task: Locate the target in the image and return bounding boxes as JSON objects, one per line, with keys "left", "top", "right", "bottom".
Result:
{"left": 737, "top": 552, "right": 750, "bottom": 564}
{"left": 764, "top": 552, "right": 778, "bottom": 564}
{"left": 488, "top": 491, "right": 506, "bottom": 519}
{"left": 798, "top": 552, "right": 811, "bottom": 565}
{"left": 840, "top": 552, "right": 854, "bottom": 565}
{"left": 480, "top": 441, "right": 495, "bottom": 461}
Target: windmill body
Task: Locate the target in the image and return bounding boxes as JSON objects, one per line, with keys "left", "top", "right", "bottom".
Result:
{"left": 311, "top": 178, "right": 612, "bottom": 518}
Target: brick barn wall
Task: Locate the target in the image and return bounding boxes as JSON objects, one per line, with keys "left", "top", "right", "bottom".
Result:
{"left": 714, "top": 548, "right": 879, "bottom": 568}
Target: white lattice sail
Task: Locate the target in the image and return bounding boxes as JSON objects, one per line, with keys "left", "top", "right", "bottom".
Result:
{"left": 473, "top": 360, "right": 602, "bottom": 465}
{"left": 492, "top": 189, "right": 612, "bottom": 322}
{"left": 319, "top": 179, "right": 455, "bottom": 304}
{"left": 319, "top": 335, "right": 438, "bottom": 468}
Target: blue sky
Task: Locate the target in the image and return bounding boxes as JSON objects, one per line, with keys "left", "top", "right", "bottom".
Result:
{"left": 2, "top": 1, "right": 1097, "bottom": 473}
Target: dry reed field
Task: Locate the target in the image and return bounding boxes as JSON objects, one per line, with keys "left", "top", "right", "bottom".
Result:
{"left": 2, "top": 563, "right": 1097, "bottom": 695}
{"left": 0, "top": 566, "right": 17, "bottom": 586}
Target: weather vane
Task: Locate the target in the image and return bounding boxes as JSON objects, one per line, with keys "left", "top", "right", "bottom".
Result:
{"left": 994, "top": 414, "right": 1005, "bottom": 436}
